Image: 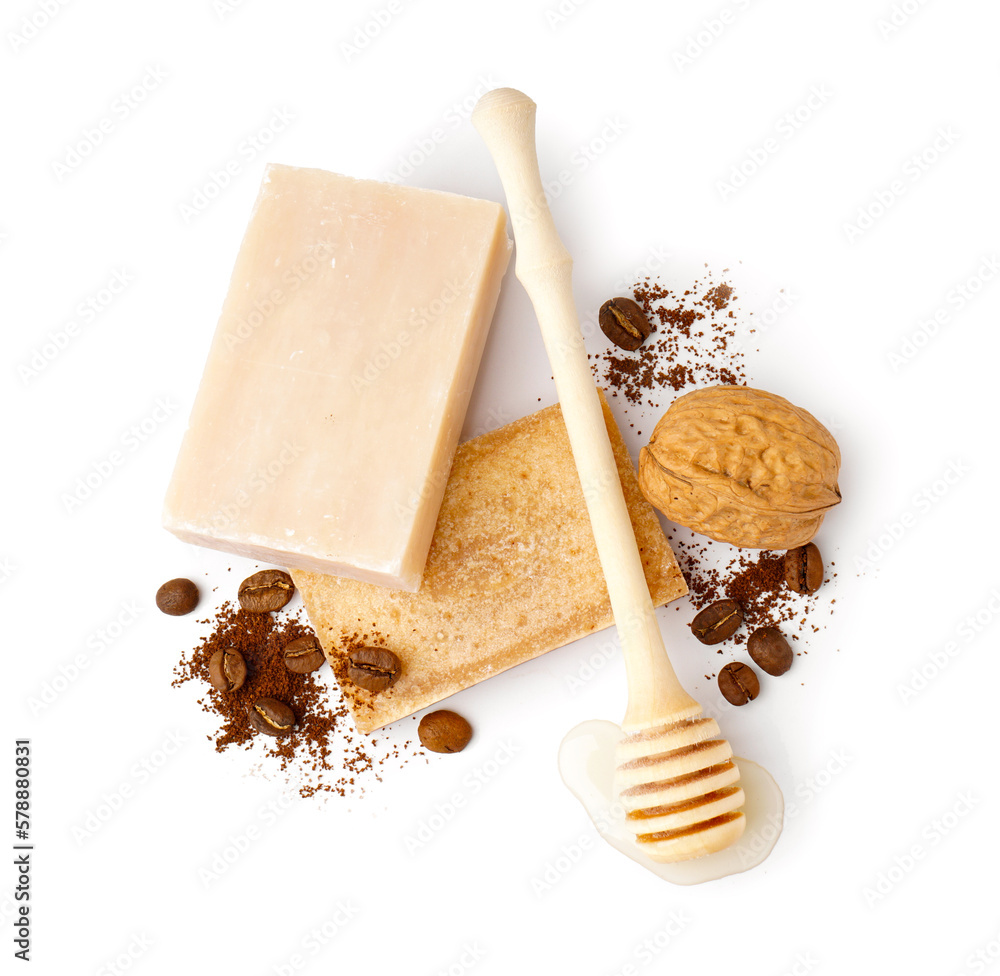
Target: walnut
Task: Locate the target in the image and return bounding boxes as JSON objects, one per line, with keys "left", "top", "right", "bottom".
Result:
{"left": 638, "top": 386, "right": 841, "bottom": 549}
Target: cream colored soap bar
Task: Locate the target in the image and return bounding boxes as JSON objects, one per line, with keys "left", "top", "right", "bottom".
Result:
{"left": 164, "top": 164, "right": 511, "bottom": 590}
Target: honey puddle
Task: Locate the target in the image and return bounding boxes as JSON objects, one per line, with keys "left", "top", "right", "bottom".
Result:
{"left": 558, "top": 720, "right": 784, "bottom": 884}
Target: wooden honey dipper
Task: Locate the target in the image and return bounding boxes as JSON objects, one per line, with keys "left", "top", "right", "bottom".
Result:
{"left": 473, "top": 89, "right": 745, "bottom": 862}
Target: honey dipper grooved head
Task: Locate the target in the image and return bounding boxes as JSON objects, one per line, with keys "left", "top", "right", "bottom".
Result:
{"left": 613, "top": 714, "right": 746, "bottom": 862}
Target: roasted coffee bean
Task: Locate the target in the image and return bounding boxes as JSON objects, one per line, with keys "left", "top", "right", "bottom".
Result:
{"left": 785, "top": 542, "right": 823, "bottom": 594}
{"left": 347, "top": 647, "right": 402, "bottom": 693}
{"left": 156, "top": 577, "right": 199, "bottom": 616}
{"left": 747, "top": 626, "right": 793, "bottom": 676}
{"left": 208, "top": 647, "right": 247, "bottom": 693}
{"left": 248, "top": 698, "right": 296, "bottom": 736}
{"left": 718, "top": 662, "right": 759, "bottom": 706}
{"left": 418, "top": 710, "right": 473, "bottom": 754}
{"left": 282, "top": 635, "right": 325, "bottom": 674}
{"left": 598, "top": 297, "right": 653, "bottom": 351}
{"left": 238, "top": 570, "right": 295, "bottom": 613}
{"left": 691, "top": 599, "right": 743, "bottom": 644}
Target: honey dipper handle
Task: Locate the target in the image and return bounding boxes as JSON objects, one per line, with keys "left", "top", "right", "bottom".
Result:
{"left": 472, "top": 88, "right": 698, "bottom": 728}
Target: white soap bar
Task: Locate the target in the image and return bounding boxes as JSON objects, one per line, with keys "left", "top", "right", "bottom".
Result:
{"left": 164, "top": 164, "right": 511, "bottom": 590}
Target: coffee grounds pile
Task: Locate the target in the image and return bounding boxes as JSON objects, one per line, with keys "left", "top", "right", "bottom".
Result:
{"left": 173, "top": 601, "right": 420, "bottom": 798}
{"left": 596, "top": 269, "right": 749, "bottom": 412}
{"left": 667, "top": 529, "right": 837, "bottom": 671}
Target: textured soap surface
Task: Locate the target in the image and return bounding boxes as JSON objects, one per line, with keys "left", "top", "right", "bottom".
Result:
{"left": 293, "top": 390, "right": 688, "bottom": 733}
{"left": 164, "top": 164, "right": 511, "bottom": 590}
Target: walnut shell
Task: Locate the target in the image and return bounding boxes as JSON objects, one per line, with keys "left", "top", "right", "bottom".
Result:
{"left": 638, "top": 386, "right": 841, "bottom": 548}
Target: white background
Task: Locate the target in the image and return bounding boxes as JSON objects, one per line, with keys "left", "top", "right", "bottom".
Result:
{"left": 4, "top": 0, "right": 1000, "bottom": 973}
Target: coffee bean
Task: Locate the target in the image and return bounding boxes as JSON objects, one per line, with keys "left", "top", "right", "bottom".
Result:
{"left": 248, "top": 698, "right": 296, "bottom": 736}
{"left": 208, "top": 647, "right": 247, "bottom": 693}
{"left": 418, "top": 710, "right": 473, "bottom": 754}
{"left": 599, "top": 297, "right": 653, "bottom": 351}
{"left": 747, "top": 626, "right": 793, "bottom": 676}
{"left": 282, "top": 635, "right": 325, "bottom": 674}
{"left": 156, "top": 578, "right": 199, "bottom": 616}
{"left": 691, "top": 599, "right": 743, "bottom": 644}
{"left": 238, "top": 570, "right": 295, "bottom": 613}
{"left": 785, "top": 542, "right": 823, "bottom": 594}
{"left": 718, "top": 662, "right": 759, "bottom": 706}
{"left": 347, "top": 647, "right": 402, "bottom": 693}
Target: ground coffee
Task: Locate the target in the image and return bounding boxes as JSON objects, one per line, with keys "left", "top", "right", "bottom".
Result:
{"left": 173, "top": 597, "right": 421, "bottom": 798}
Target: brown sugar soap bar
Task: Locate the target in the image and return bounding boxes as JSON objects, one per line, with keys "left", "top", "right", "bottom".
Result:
{"left": 293, "top": 389, "right": 688, "bottom": 733}
{"left": 163, "top": 164, "right": 511, "bottom": 591}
